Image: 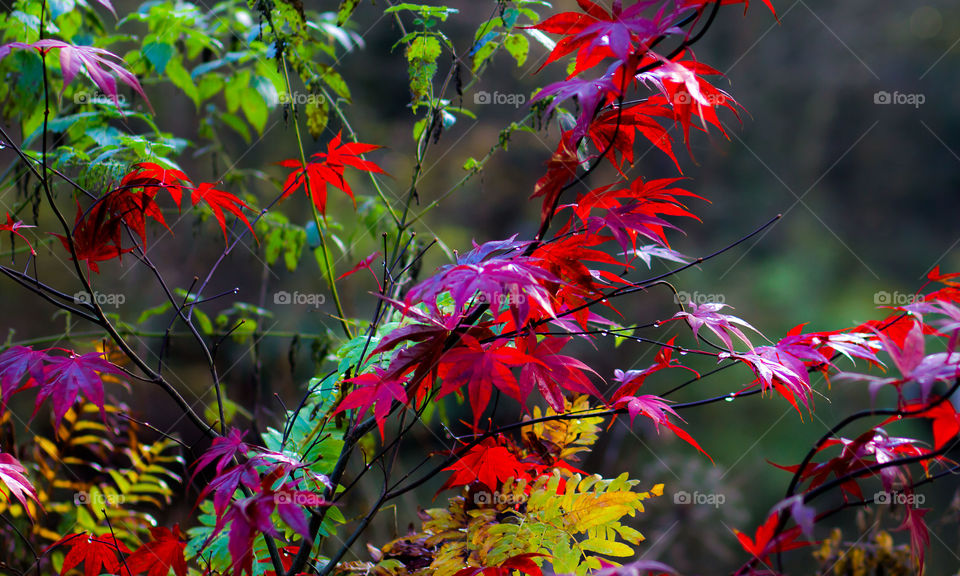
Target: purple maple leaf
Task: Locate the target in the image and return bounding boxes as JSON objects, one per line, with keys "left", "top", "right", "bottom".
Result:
{"left": 673, "top": 302, "right": 763, "bottom": 352}
{"left": 34, "top": 351, "right": 124, "bottom": 429}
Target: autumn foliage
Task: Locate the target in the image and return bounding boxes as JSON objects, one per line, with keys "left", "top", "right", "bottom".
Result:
{"left": 0, "top": 1, "right": 956, "bottom": 576}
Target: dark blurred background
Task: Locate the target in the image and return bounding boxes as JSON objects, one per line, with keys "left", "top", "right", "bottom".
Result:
{"left": 2, "top": 0, "right": 960, "bottom": 573}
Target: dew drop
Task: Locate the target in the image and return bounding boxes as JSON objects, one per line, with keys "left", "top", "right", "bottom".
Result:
{"left": 679, "top": 349, "right": 688, "bottom": 356}
{"left": 600, "top": 330, "right": 609, "bottom": 337}
{"left": 897, "top": 415, "right": 903, "bottom": 420}
{"left": 652, "top": 321, "right": 661, "bottom": 328}
{"left": 724, "top": 393, "right": 736, "bottom": 402}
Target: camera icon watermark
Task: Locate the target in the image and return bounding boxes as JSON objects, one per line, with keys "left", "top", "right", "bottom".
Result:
{"left": 74, "top": 491, "right": 127, "bottom": 507}
{"left": 473, "top": 90, "right": 526, "bottom": 108}
{"left": 675, "top": 291, "right": 725, "bottom": 306}
{"left": 273, "top": 291, "right": 326, "bottom": 308}
{"left": 874, "top": 90, "right": 925, "bottom": 108}
{"left": 74, "top": 91, "right": 125, "bottom": 106}
{"left": 873, "top": 291, "right": 924, "bottom": 306}
{"left": 273, "top": 492, "right": 321, "bottom": 506}
{"left": 673, "top": 490, "right": 725, "bottom": 508}
{"left": 74, "top": 291, "right": 125, "bottom": 308}
{"left": 475, "top": 292, "right": 527, "bottom": 307}
{"left": 874, "top": 491, "right": 924, "bottom": 506}
{"left": 473, "top": 490, "right": 526, "bottom": 507}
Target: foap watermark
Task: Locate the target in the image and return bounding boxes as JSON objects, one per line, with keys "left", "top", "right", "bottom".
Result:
{"left": 874, "top": 491, "right": 925, "bottom": 506}
{"left": 473, "top": 90, "right": 526, "bottom": 108}
{"left": 874, "top": 90, "right": 925, "bottom": 108}
{"left": 673, "top": 490, "right": 725, "bottom": 508}
{"left": 278, "top": 92, "right": 326, "bottom": 106}
{"left": 874, "top": 291, "right": 924, "bottom": 306}
{"left": 74, "top": 91, "right": 125, "bottom": 106}
{"left": 274, "top": 492, "right": 322, "bottom": 506}
{"left": 473, "top": 489, "right": 527, "bottom": 507}
{"left": 274, "top": 291, "right": 326, "bottom": 308}
{"left": 475, "top": 292, "right": 527, "bottom": 307}
{"left": 673, "top": 92, "right": 727, "bottom": 106}
{"left": 675, "top": 291, "right": 725, "bottom": 306}
{"left": 74, "top": 291, "right": 125, "bottom": 308}
{"left": 74, "top": 491, "right": 127, "bottom": 507}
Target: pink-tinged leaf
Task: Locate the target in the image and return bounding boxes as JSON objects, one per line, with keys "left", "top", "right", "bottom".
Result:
{"left": 0, "top": 213, "right": 36, "bottom": 255}
{"left": 191, "top": 428, "right": 250, "bottom": 482}
{"left": 732, "top": 347, "right": 814, "bottom": 414}
{"left": 92, "top": 0, "right": 117, "bottom": 17}
{"left": 632, "top": 244, "right": 691, "bottom": 268}
{"left": 337, "top": 250, "right": 383, "bottom": 290}
{"left": 733, "top": 511, "right": 811, "bottom": 567}
{"left": 198, "top": 462, "right": 261, "bottom": 519}
{"left": 405, "top": 238, "right": 560, "bottom": 327}
{"left": 894, "top": 505, "right": 929, "bottom": 573}
{"left": 613, "top": 393, "right": 713, "bottom": 461}
{"left": 452, "top": 553, "right": 548, "bottom": 576}
{"left": 672, "top": 302, "right": 762, "bottom": 351}
{"left": 589, "top": 559, "right": 678, "bottom": 575}
{"left": 610, "top": 337, "right": 699, "bottom": 403}
{"left": 0, "top": 452, "right": 41, "bottom": 519}
{"left": 517, "top": 335, "right": 603, "bottom": 411}
{"left": 208, "top": 473, "right": 330, "bottom": 576}
{"left": 0, "top": 41, "right": 150, "bottom": 111}
{"left": 0, "top": 346, "right": 48, "bottom": 411}
{"left": 34, "top": 351, "right": 125, "bottom": 429}
{"left": 333, "top": 368, "right": 408, "bottom": 439}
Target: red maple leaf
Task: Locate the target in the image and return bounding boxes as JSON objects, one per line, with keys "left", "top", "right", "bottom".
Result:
{"left": 333, "top": 368, "right": 408, "bottom": 439}
{"left": 453, "top": 553, "right": 547, "bottom": 576}
{"left": 51, "top": 533, "right": 131, "bottom": 576}
{"left": 588, "top": 101, "right": 680, "bottom": 172}
{"left": 191, "top": 427, "right": 251, "bottom": 482}
{"left": 0, "top": 452, "right": 41, "bottom": 519}
{"left": 734, "top": 511, "right": 811, "bottom": 567}
{"left": 531, "top": 134, "right": 581, "bottom": 230}
{"left": 125, "top": 525, "right": 188, "bottom": 576}
{"left": 120, "top": 162, "right": 192, "bottom": 208}
{"left": 0, "top": 212, "right": 35, "bottom": 255}
{"left": 885, "top": 399, "right": 960, "bottom": 451}
{"left": 191, "top": 182, "right": 255, "bottom": 244}
{"left": 517, "top": 335, "right": 603, "bottom": 411}
{"left": 279, "top": 131, "right": 384, "bottom": 217}
{"left": 34, "top": 350, "right": 125, "bottom": 429}
{"left": 53, "top": 202, "right": 132, "bottom": 273}
{"left": 439, "top": 436, "right": 530, "bottom": 493}
{"left": 437, "top": 336, "right": 540, "bottom": 430}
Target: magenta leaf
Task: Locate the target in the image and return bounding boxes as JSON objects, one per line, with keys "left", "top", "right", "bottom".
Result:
{"left": 34, "top": 351, "right": 124, "bottom": 429}
{"left": 0, "top": 452, "right": 40, "bottom": 519}
{"left": 0, "top": 40, "right": 150, "bottom": 111}
{"left": 672, "top": 302, "right": 763, "bottom": 351}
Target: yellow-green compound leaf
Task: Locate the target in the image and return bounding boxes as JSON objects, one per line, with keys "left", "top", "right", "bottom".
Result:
{"left": 579, "top": 538, "right": 635, "bottom": 557}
